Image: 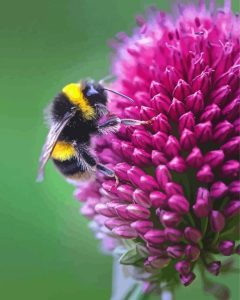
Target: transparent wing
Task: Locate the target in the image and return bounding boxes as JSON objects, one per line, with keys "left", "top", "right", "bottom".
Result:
{"left": 37, "top": 109, "right": 76, "bottom": 182}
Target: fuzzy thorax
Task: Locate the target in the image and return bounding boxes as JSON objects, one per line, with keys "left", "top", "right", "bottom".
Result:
{"left": 62, "top": 83, "right": 96, "bottom": 120}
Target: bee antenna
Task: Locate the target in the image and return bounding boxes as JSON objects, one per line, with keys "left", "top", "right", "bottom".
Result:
{"left": 103, "top": 88, "right": 134, "bottom": 103}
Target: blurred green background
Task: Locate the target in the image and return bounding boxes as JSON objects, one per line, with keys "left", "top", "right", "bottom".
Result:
{"left": 0, "top": 0, "right": 239, "bottom": 299}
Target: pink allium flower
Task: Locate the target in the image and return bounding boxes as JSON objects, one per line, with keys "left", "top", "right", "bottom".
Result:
{"left": 75, "top": 1, "right": 239, "bottom": 298}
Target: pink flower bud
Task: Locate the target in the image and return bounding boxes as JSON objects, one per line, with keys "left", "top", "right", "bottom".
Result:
{"left": 112, "top": 225, "right": 138, "bottom": 239}
{"left": 206, "top": 261, "right": 221, "bottom": 276}
{"left": 164, "top": 228, "right": 182, "bottom": 242}
{"left": 80, "top": 205, "right": 95, "bottom": 218}
{"left": 159, "top": 210, "right": 182, "bottom": 227}
{"left": 149, "top": 191, "right": 167, "bottom": 208}
{"left": 178, "top": 112, "right": 195, "bottom": 134}
{"left": 131, "top": 220, "right": 153, "bottom": 234}
{"left": 168, "top": 195, "right": 190, "bottom": 214}
{"left": 185, "top": 245, "right": 200, "bottom": 261}
{"left": 146, "top": 256, "right": 170, "bottom": 269}
{"left": 127, "top": 166, "right": 146, "bottom": 187}
{"left": 218, "top": 240, "right": 235, "bottom": 256}
{"left": 210, "top": 211, "right": 225, "bottom": 232}
{"left": 224, "top": 200, "right": 240, "bottom": 218}
{"left": 165, "top": 182, "right": 184, "bottom": 196}
{"left": 184, "top": 227, "right": 202, "bottom": 244}
{"left": 151, "top": 150, "right": 168, "bottom": 165}
{"left": 140, "top": 106, "right": 158, "bottom": 120}
{"left": 150, "top": 81, "right": 167, "bottom": 98}
{"left": 132, "top": 148, "right": 152, "bottom": 166}
{"left": 180, "top": 272, "right": 196, "bottom": 286}
{"left": 221, "top": 136, "right": 240, "bottom": 156}
{"left": 210, "top": 181, "right": 228, "bottom": 199}
{"left": 222, "top": 97, "right": 240, "bottom": 120}
{"left": 124, "top": 105, "right": 140, "bottom": 119}
{"left": 144, "top": 229, "right": 165, "bottom": 244}
{"left": 168, "top": 156, "right": 186, "bottom": 173}
{"left": 195, "top": 121, "right": 213, "bottom": 143}
{"left": 133, "top": 189, "right": 151, "bottom": 208}
{"left": 233, "top": 118, "right": 240, "bottom": 134}
{"left": 104, "top": 218, "right": 130, "bottom": 230}
{"left": 221, "top": 160, "right": 240, "bottom": 178}
{"left": 155, "top": 165, "right": 172, "bottom": 190}
{"left": 180, "top": 129, "right": 196, "bottom": 151}
{"left": 114, "top": 163, "right": 131, "bottom": 181}
{"left": 164, "top": 135, "right": 180, "bottom": 157}
{"left": 229, "top": 181, "right": 240, "bottom": 196}
{"left": 213, "top": 121, "right": 234, "bottom": 144}
{"left": 175, "top": 260, "right": 191, "bottom": 275}
{"left": 152, "top": 131, "right": 168, "bottom": 151}
{"left": 211, "top": 85, "right": 231, "bottom": 107}
{"left": 139, "top": 175, "right": 159, "bottom": 192}
{"left": 204, "top": 150, "right": 224, "bottom": 168}
{"left": 192, "top": 71, "right": 211, "bottom": 95}
{"left": 116, "top": 184, "right": 134, "bottom": 202}
{"left": 152, "top": 113, "right": 171, "bottom": 133}
{"left": 200, "top": 104, "right": 221, "bottom": 122}
{"left": 168, "top": 98, "right": 185, "bottom": 121}
{"left": 115, "top": 204, "right": 133, "bottom": 220}
{"left": 95, "top": 203, "right": 116, "bottom": 217}
{"left": 196, "top": 164, "right": 214, "bottom": 183}
{"left": 173, "top": 79, "right": 191, "bottom": 100}
{"left": 132, "top": 129, "right": 153, "bottom": 149}
{"left": 111, "top": 139, "right": 123, "bottom": 156}
{"left": 215, "top": 68, "right": 238, "bottom": 89}
{"left": 121, "top": 141, "right": 134, "bottom": 159}
{"left": 167, "top": 245, "right": 184, "bottom": 258}
{"left": 151, "top": 93, "right": 171, "bottom": 114}
{"left": 126, "top": 204, "right": 151, "bottom": 220}
{"left": 186, "top": 147, "right": 203, "bottom": 168}
{"left": 193, "top": 187, "right": 211, "bottom": 217}
{"left": 102, "top": 180, "right": 118, "bottom": 194}
{"left": 185, "top": 91, "right": 204, "bottom": 114}
{"left": 163, "top": 65, "right": 180, "bottom": 91}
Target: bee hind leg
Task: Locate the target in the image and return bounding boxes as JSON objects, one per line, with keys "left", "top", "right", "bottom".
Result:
{"left": 96, "top": 163, "right": 119, "bottom": 185}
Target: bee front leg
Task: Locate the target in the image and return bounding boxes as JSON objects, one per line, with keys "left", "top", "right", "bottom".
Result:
{"left": 97, "top": 116, "right": 121, "bottom": 134}
{"left": 95, "top": 103, "right": 109, "bottom": 117}
{"left": 97, "top": 116, "right": 151, "bottom": 134}
{"left": 120, "top": 119, "right": 152, "bottom": 126}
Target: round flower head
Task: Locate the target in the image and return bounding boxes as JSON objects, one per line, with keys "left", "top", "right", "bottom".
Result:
{"left": 75, "top": 1, "right": 240, "bottom": 298}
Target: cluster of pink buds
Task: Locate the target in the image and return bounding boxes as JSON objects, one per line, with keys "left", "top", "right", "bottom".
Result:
{"left": 75, "top": 1, "right": 239, "bottom": 298}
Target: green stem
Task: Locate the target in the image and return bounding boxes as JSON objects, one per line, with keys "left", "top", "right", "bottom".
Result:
{"left": 201, "top": 217, "right": 208, "bottom": 238}
{"left": 186, "top": 213, "right": 196, "bottom": 227}
{"left": 211, "top": 232, "right": 220, "bottom": 248}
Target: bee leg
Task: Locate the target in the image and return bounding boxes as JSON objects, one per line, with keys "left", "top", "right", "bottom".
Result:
{"left": 97, "top": 116, "right": 121, "bottom": 133}
{"left": 95, "top": 103, "right": 109, "bottom": 117}
{"left": 96, "top": 164, "right": 119, "bottom": 185}
{"left": 120, "top": 119, "right": 152, "bottom": 126}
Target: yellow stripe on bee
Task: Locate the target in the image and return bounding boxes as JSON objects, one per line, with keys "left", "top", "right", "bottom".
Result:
{"left": 62, "top": 83, "right": 95, "bottom": 120}
{"left": 51, "top": 141, "right": 76, "bottom": 161}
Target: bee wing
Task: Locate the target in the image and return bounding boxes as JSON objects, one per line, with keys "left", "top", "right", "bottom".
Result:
{"left": 37, "top": 109, "right": 76, "bottom": 182}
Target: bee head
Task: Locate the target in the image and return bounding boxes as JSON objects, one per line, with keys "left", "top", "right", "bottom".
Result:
{"left": 82, "top": 81, "right": 108, "bottom": 106}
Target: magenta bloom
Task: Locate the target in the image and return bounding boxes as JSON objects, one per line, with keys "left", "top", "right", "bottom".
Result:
{"left": 75, "top": 1, "right": 239, "bottom": 298}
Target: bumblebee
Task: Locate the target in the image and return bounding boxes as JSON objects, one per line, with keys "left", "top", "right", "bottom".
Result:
{"left": 37, "top": 80, "right": 145, "bottom": 183}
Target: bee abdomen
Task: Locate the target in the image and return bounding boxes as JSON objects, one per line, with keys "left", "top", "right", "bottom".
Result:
{"left": 53, "top": 157, "right": 85, "bottom": 176}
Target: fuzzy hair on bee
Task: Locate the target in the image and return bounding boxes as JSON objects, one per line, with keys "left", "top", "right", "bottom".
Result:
{"left": 37, "top": 79, "right": 147, "bottom": 183}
